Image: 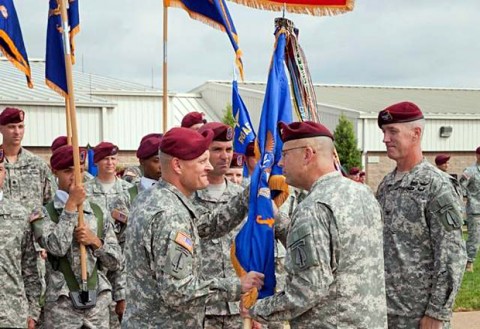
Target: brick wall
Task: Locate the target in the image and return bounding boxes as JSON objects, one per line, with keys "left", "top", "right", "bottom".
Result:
{"left": 365, "top": 151, "right": 477, "bottom": 192}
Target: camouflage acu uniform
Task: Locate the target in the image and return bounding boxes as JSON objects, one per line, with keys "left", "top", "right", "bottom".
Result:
{"left": 460, "top": 163, "right": 480, "bottom": 262}
{"left": 33, "top": 193, "right": 123, "bottom": 329}
{"left": 250, "top": 172, "right": 387, "bottom": 329}
{"left": 122, "top": 179, "right": 250, "bottom": 328}
{"left": 377, "top": 160, "right": 467, "bottom": 327}
{"left": 192, "top": 179, "right": 244, "bottom": 329}
{"left": 122, "top": 166, "right": 142, "bottom": 185}
{"left": 0, "top": 197, "right": 41, "bottom": 328}
{"left": 84, "top": 177, "right": 132, "bottom": 328}
{"left": 3, "top": 147, "right": 53, "bottom": 211}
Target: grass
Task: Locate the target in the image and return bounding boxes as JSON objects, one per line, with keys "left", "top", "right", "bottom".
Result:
{"left": 454, "top": 232, "right": 480, "bottom": 311}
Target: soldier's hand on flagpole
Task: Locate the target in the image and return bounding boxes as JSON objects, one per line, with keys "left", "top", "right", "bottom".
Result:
{"left": 27, "top": 317, "right": 36, "bottom": 329}
{"left": 74, "top": 225, "right": 102, "bottom": 250}
{"left": 241, "top": 271, "right": 264, "bottom": 293}
{"left": 65, "top": 184, "right": 86, "bottom": 212}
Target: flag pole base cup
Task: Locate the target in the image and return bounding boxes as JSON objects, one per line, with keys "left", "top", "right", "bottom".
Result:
{"left": 69, "top": 290, "right": 97, "bottom": 310}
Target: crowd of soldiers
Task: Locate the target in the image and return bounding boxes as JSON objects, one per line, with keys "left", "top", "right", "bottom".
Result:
{"left": 0, "top": 101, "right": 479, "bottom": 329}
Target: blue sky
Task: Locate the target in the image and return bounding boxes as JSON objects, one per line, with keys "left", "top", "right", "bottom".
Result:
{"left": 13, "top": 0, "right": 480, "bottom": 92}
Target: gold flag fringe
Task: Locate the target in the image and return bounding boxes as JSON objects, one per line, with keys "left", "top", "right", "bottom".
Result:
{"left": 227, "top": 0, "right": 354, "bottom": 16}
{"left": 0, "top": 32, "right": 33, "bottom": 88}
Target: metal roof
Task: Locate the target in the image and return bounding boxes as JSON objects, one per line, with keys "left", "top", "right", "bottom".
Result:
{"left": 204, "top": 81, "right": 480, "bottom": 116}
{"left": 0, "top": 58, "right": 162, "bottom": 107}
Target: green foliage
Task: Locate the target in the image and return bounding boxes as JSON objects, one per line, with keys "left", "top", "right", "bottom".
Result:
{"left": 454, "top": 232, "right": 480, "bottom": 310}
{"left": 222, "top": 103, "right": 235, "bottom": 128}
{"left": 333, "top": 114, "right": 362, "bottom": 172}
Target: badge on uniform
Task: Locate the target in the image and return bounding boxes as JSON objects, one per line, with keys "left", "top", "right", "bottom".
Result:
{"left": 174, "top": 231, "right": 193, "bottom": 253}
{"left": 380, "top": 110, "right": 393, "bottom": 122}
{"left": 111, "top": 209, "right": 128, "bottom": 224}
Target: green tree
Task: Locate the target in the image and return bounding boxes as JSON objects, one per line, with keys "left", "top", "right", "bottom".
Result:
{"left": 333, "top": 114, "right": 362, "bottom": 172}
{"left": 222, "top": 103, "right": 235, "bottom": 128}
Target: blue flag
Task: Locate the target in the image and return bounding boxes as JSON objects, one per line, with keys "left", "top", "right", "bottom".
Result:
{"left": 87, "top": 147, "right": 97, "bottom": 176}
{"left": 166, "top": 0, "right": 244, "bottom": 79}
{"left": 45, "top": 0, "right": 79, "bottom": 96}
{"left": 232, "top": 80, "right": 255, "bottom": 155}
{"left": 0, "top": 0, "right": 32, "bottom": 87}
{"left": 232, "top": 29, "right": 292, "bottom": 301}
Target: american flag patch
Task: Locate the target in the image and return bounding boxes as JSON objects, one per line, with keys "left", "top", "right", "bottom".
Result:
{"left": 175, "top": 232, "right": 193, "bottom": 253}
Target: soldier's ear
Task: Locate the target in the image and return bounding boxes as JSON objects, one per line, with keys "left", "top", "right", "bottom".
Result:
{"left": 171, "top": 157, "right": 183, "bottom": 175}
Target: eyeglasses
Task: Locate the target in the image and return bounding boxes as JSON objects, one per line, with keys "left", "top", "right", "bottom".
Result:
{"left": 281, "top": 146, "right": 308, "bottom": 158}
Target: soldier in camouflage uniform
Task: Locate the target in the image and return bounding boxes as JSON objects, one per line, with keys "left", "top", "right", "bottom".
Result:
{"left": 376, "top": 102, "right": 466, "bottom": 328}
{"left": 247, "top": 121, "right": 387, "bottom": 329}
{"left": 122, "top": 127, "right": 264, "bottom": 329}
{"left": 85, "top": 142, "right": 131, "bottom": 327}
{"left": 460, "top": 146, "right": 480, "bottom": 272}
{"left": 0, "top": 107, "right": 53, "bottom": 212}
{"left": 0, "top": 149, "right": 41, "bottom": 329}
{"left": 31, "top": 145, "right": 123, "bottom": 329}
{"left": 192, "top": 123, "right": 244, "bottom": 329}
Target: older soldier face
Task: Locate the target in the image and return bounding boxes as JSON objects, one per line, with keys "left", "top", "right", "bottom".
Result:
{"left": 225, "top": 167, "right": 243, "bottom": 185}
{"left": 179, "top": 150, "right": 213, "bottom": 193}
{"left": 279, "top": 141, "right": 308, "bottom": 188}
{"left": 381, "top": 123, "right": 419, "bottom": 161}
{"left": 208, "top": 141, "right": 233, "bottom": 177}
{"left": 96, "top": 155, "right": 118, "bottom": 176}
{"left": 0, "top": 122, "right": 25, "bottom": 146}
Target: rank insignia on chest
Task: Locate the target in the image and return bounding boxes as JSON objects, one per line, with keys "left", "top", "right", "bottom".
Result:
{"left": 175, "top": 231, "right": 193, "bottom": 253}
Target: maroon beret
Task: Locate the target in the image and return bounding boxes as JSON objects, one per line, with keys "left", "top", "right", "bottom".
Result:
{"left": 230, "top": 152, "right": 244, "bottom": 168}
{"left": 140, "top": 133, "right": 163, "bottom": 144}
{"left": 359, "top": 171, "right": 366, "bottom": 177}
{"left": 160, "top": 127, "right": 214, "bottom": 160}
{"left": 0, "top": 148, "right": 4, "bottom": 163}
{"left": 93, "top": 142, "right": 118, "bottom": 163}
{"left": 435, "top": 154, "right": 450, "bottom": 166}
{"left": 51, "top": 136, "right": 68, "bottom": 152}
{"left": 50, "top": 145, "right": 86, "bottom": 170}
{"left": 0, "top": 107, "right": 25, "bottom": 125}
{"left": 278, "top": 121, "right": 333, "bottom": 143}
{"left": 349, "top": 167, "right": 360, "bottom": 175}
{"left": 181, "top": 112, "right": 207, "bottom": 128}
{"left": 137, "top": 136, "right": 162, "bottom": 160}
{"left": 198, "top": 122, "right": 233, "bottom": 142}
{"left": 378, "top": 102, "right": 424, "bottom": 128}
{"left": 476, "top": 146, "right": 480, "bottom": 155}
{"left": 245, "top": 142, "right": 255, "bottom": 157}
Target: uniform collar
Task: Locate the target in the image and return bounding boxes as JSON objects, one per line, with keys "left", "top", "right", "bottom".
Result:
{"left": 140, "top": 176, "right": 157, "bottom": 190}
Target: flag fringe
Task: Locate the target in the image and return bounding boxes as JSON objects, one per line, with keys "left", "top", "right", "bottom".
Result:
{"left": 268, "top": 175, "right": 290, "bottom": 207}
{"left": 0, "top": 32, "right": 33, "bottom": 88}
{"left": 69, "top": 25, "right": 80, "bottom": 64}
{"left": 230, "top": 242, "right": 259, "bottom": 308}
{"left": 227, "top": 0, "right": 354, "bottom": 16}
{"left": 46, "top": 79, "right": 68, "bottom": 98}
{"left": 168, "top": 0, "right": 229, "bottom": 32}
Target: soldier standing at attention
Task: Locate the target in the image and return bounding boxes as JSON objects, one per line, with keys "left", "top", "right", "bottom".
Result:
{"left": 245, "top": 121, "right": 387, "bottom": 329}
{"left": 31, "top": 145, "right": 123, "bottom": 329}
{"left": 122, "top": 133, "right": 163, "bottom": 184}
{"left": 122, "top": 127, "right": 264, "bottom": 328}
{"left": 191, "top": 122, "right": 244, "bottom": 329}
{"left": 181, "top": 111, "right": 207, "bottom": 130}
{"left": 0, "top": 149, "right": 41, "bottom": 329}
{"left": 0, "top": 107, "right": 53, "bottom": 211}
{"left": 225, "top": 152, "right": 245, "bottom": 185}
{"left": 51, "top": 136, "right": 94, "bottom": 183}
{"left": 435, "top": 154, "right": 450, "bottom": 173}
{"left": 376, "top": 102, "right": 466, "bottom": 328}
{"left": 85, "top": 142, "right": 131, "bottom": 327}
{"left": 460, "top": 146, "right": 480, "bottom": 272}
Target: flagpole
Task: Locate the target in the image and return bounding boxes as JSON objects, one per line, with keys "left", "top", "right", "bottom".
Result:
{"left": 66, "top": 98, "right": 72, "bottom": 145}
{"left": 162, "top": 2, "right": 168, "bottom": 133}
{"left": 58, "top": 0, "right": 88, "bottom": 290}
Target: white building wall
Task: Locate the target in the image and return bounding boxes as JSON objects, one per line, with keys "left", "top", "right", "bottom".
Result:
{"left": 19, "top": 105, "right": 102, "bottom": 147}
{"left": 98, "top": 95, "right": 163, "bottom": 150}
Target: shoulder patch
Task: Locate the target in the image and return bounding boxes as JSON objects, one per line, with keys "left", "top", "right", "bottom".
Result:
{"left": 174, "top": 231, "right": 194, "bottom": 253}
{"left": 111, "top": 209, "right": 128, "bottom": 224}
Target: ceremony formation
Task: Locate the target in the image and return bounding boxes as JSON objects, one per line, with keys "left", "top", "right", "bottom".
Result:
{"left": 1, "top": 0, "right": 479, "bottom": 329}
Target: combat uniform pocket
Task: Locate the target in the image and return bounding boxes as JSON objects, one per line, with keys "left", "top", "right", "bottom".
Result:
{"left": 164, "top": 231, "right": 194, "bottom": 280}
{"left": 287, "top": 224, "right": 319, "bottom": 272}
